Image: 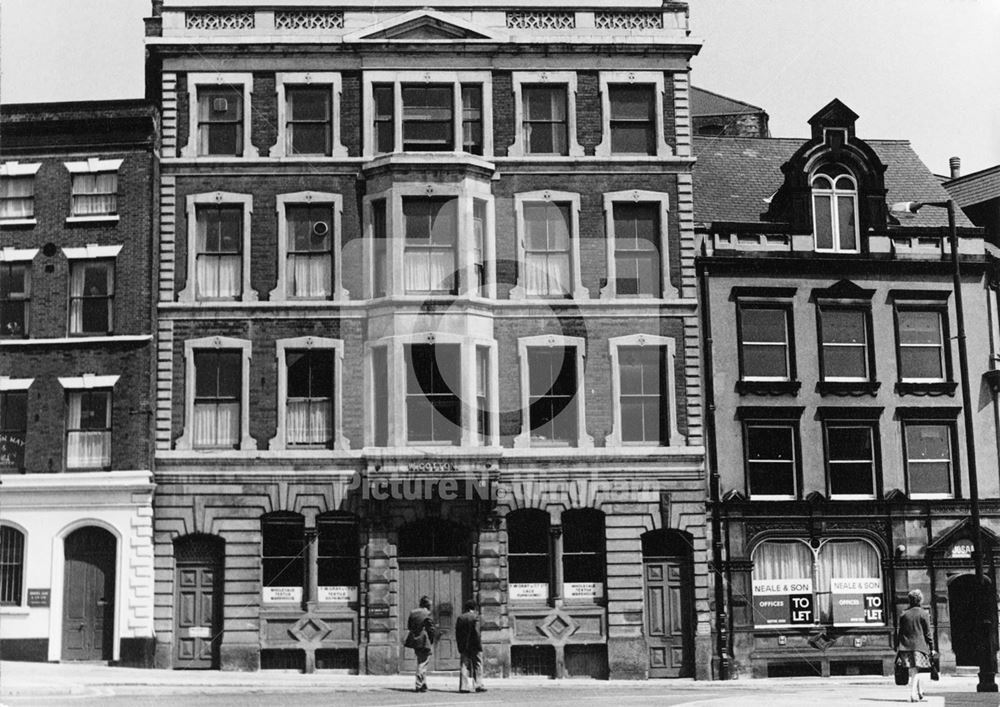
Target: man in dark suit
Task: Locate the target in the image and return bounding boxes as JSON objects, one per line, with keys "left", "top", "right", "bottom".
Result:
{"left": 405, "top": 595, "right": 436, "bottom": 692}
{"left": 455, "top": 599, "right": 486, "bottom": 693}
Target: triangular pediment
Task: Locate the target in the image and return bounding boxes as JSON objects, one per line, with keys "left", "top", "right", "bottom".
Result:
{"left": 348, "top": 9, "right": 495, "bottom": 42}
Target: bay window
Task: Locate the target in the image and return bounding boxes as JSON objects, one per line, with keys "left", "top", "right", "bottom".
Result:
{"left": 405, "top": 344, "right": 461, "bottom": 445}
{"left": 403, "top": 197, "right": 457, "bottom": 294}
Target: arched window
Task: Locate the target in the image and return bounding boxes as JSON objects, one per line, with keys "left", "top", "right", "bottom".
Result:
{"left": 261, "top": 512, "right": 305, "bottom": 603}
{"left": 562, "top": 509, "right": 606, "bottom": 601}
{"left": 0, "top": 525, "right": 24, "bottom": 605}
{"left": 751, "top": 537, "right": 883, "bottom": 627}
{"left": 507, "top": 509, "right": 551, "bottom": 602}
{"left": 811, "top": 164, "right": 859, "bottom": 253}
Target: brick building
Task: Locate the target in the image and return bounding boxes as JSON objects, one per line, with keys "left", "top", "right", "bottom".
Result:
{"left": 690, "top": 87, "right": 769, "bottom": 139}
{"left": 0, "top": 101, "right": 157, "bottom": 664}
{"left": 145, "top": 0, "right": 710, "bottom": 678}
{"left": 696, "top": 100, "right": 1000, "bottom": 677}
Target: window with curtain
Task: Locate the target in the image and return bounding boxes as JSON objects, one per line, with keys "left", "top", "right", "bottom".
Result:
{"left": 904, "top": 422, "right": 954, "bottom": 496}
{"left": 527, "top": 346, "right": 577, "bottom": 444}
{"left": 523, "top": 86, "right": 568, "bottom": 155}
{"left": 0, "top": 176, "right": 34, "bottom": 219}
{"left": 613, "top": 203, "right": 660, "bottom": 297}
{"left": 66, "top": 390, "right": 111, "bottom": 469}
{"left": 286, "top": 85, "right": 331, "bottom": 156}
{"left": 824, "top": 423, "right": 876, "bottom": 497}
{"left": 261, "top": 513, "right": 305, "bottom": 602}
{"left": 405, "top": 344, "right": 461, "bottom": 444}
{"left": 473, "top": 199, "right": 488, "bottom": 291}
{"left": 0, "top": 391, "right": 28, "bottom": 472}
{"left": 403, "top": 197, "right": 457, "bottom": 294}
{"left": 0, "top": 525, "right": 24, "bottom": 606}
{"left": 198, "top": 87, "right": 243, "bottom": 156}
{"left": 819, "top": 307, "right": 870, "bottom": 381}
{"left": 0, "top": 263, "right": 30, "bottom": 337}
{"left": 745, "top": 422, "right": 797, "bottom": 498}
{"left": 193, "top": 350, "right": 241, "bottom": 449}
{"left": 618, "top": 346, "right": 668, "bottom": 444}
{"left": 317, "top": 514, "right": 359, "bottom": 601}
{"left": 402, "top": 84, "right": 453, "bottom": 151}
{"left": 286, "top": 205, "right": 332, "bottom": 298}
{"left": 609, "top": 85, "right": 656, "bottom": 155}
{"left": 476, "top": 345, "right": 490, "bottom": 444}
{"left": 71, "top": 172, "right": 117, "bottom": 216}
{"left": 523, "top": 202, "right": 571, "bottom": 297}
{"left": 69, "top": 260, "right": 114, "bottom": 335}
{"left": 738, "top": 305, "right": 792, "bottom": 380}
{"left": 811, "top": 164, "right": 858, "bottom": 252}
{"left": 508, "top": 509, "right": 551, "bottom": 602}
{"left": 286, "top": 349, "right": 334, "bottom": 448}
{"left": 562, "top": 509, "right": 606, "bottom": 600}
{"left": 462, "top": 85, "right": 483, "bottom": 155}
{"left": 896, "top": 309, "right": 946, "bottom": 381}
{"left": 196, "top": 205, "right": 242, "bottom": 299}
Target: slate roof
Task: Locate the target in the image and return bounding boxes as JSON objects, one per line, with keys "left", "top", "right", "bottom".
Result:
{"left": 690, "top": 86, "right": 766, "bottom": 117}
{"left": 944, "top": 164, "right": 1000, "bottom": 209}
{"left": 692, "top": 136, "right": 974, "bottom": 229}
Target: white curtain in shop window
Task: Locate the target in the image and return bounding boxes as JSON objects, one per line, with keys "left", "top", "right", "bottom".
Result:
{"left": 815, "top": 540, "right": 880, "bottom": 623}
{"left": 193, "top": 402, "right": 239, "bottom": 448}
{"left": 196, "top": 254, "right": 241, "bottom": 299}
{"left": 66, "top": 397, "right": 110, "bottom": 468}
{"left": 289, "top": 254, "right": 332, "bottom": 298}
{"left": 72, "top": 173, "right": 117, "bottom": 215}
{"left": 287, "top": 400, "right": 332, "bottom": 445}
{"left": 0, "top": 177, "right": 34, "bottom": 218}
{"left": 752, "top": 540, "right": 813, "bottom": 580}
{"left": 404, "top": 251, "right": 453, "bottom": 292}
{"left": 525, "top": 253, "right": 569, "bottom": 296}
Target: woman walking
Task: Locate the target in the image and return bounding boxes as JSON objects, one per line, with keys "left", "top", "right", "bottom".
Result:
{"left": 896, "top": 589, "right": 936, "bottom": 702}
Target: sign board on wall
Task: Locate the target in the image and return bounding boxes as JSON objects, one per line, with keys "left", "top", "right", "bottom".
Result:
{"left": 564, "top": 582, "right": 603, "bottom": 600}
{"left": 509, "top": 584, "right": 548, "bottom": 601}
{"left": 263, "top": 586, "right": 302, "bottom": 603}
{"left": 948, "top": 542, "right": 974, "bottom": 559}
{"left": 26, "top": 588, "right": 50, "bottom": 607}
{"left": 752, "top": 578, "right": 814, "bottom": 627}
{"left": 318, "top": 586, "right": 357, "bottom": 603}
{"left": 831, "top": 577, "right": 884, "bottom": 625}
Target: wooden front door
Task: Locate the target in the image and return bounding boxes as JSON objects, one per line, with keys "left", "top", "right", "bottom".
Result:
{"left": 174, "top": 536, "right": 223, "bottom": 669}
{"left": 62, "top": 527, "right": 116, "bottom": 661}
{"left": 643, "top": 558, "right": 694, "bottom": 677}
{"left": 399, "top": 559, "right": 469, "bottom": 672}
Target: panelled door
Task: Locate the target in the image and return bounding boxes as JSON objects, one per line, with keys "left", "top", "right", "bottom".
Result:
{"left": 399, "top": 559, "right": 469, "bottom": 672}
{"left": 643, "top": 558, "right": 694, "bottom": 677}
{"left": 62, "top": 527, "right": 116, "bottom": 661}
{"left": 174, "top": 535, "right": 223, "bottom": 669}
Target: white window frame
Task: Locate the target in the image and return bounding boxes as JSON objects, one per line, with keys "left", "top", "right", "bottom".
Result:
{"left": 176, "top": 336, "right": 256, "bottom": 451}
{"left": 270, "top": 336, "right": 347, "bottom": 452}
{"left": 179, "top": 191, "right": 256, "bottom": 303}
{"left": 361, "top": 183, "right": 496, "bottom": 300}
{"left": 896, "top": 307, "right": 947, "bottom": 383}
{"left": 64, "top": 157, "right": 123, "bottom": 222}
{"left": 607, "top": 334, "right": 680, "bottom": 447}
{"left": 596, "top": 71, "right": 671, "bottom": 158}
{"left": 823, "top": 422, "right": 877, "bottom": 501}
{"left": 509, "top": 71, "right": 583, "bottom": 158}
{"left": 514, "top": 334, "right": 593, "bottom": 449}
{"left": 600, "top": 190, "right": 676, "bottom": 300}
{"left": 738, "top": 302, "right": 793, "bottom": 382}
{"left": 511, "top": 190, "right": 587, "bottom": 301}
{"left": 58, "top": 375, "right": 119, "bottom": 471}
{"left": 903, "top": 421, "right": 955, "bottom": 500}
{"left": 362, "top": 70, "right": 494, "bottom": 158}
{"left": 181, "top": 73, "right": 258, "bottom": 159}
{"left": 818, "top": 306, "right": 871, "bottom": 383}
{"left": 364, "top": 332, "right": 499, "bottom": 448}
{"left": 811, "top": 168, "right": 860, "bottom": 253}
{"left": 0, "top": 161, "right": 41, "bottom": 226}
{"left": 269, "top": 191, "right": 345, "bottom": 302}
{"left": 744, "top": 421, "right": 798, "bottom": 501}
{"left": 275, "top": 72, "right": 347, "bottom": 159}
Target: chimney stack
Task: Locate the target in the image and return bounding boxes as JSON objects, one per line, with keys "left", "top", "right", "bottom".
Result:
{"left": 949, "top": 156, "right": 961, "bottom": 179}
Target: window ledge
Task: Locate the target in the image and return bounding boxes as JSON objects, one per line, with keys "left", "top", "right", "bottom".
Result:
{"left": 816, "top": 381, "right": 881, "bottom": 397}
{"left": 736, "top": 380, "right": 802, "bottom": 396}
{"left": 0, "top": 334, "right": 151, "bottom": 347}
{"left": 895, "top": 381, "right": 957, "bottom": 396}
{"left": 0, "top": 607, "right": 30, "bottom": 615}
{"left": 0, "top": 218, "right": 36, "bottom": 227}
{"left": 65, "top": 215, "right": 119, "bottom": 225}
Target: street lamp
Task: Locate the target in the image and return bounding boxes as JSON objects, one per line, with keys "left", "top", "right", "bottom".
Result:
{"left": 891, "top": 199, "right": 998, "bottom": 692}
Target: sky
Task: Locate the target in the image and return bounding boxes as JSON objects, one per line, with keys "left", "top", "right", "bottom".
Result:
{"left": 1, "top": 0, "right": 998, "bottom": 175}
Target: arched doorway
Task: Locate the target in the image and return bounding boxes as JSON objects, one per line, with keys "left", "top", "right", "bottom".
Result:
{"left": 62, "top": 526, "right": 116, "bottom": 661}
{"left": 173, "top": 534, "right": 224, "bottom": 669}
{"left": 641, "top": 529, "right": 694, "bottom": 678}
{"left": 948, "top": 574, "right": 997, "bottom": 667}
{"left": 398, "top": 519, "right": 470, "bottom": 672}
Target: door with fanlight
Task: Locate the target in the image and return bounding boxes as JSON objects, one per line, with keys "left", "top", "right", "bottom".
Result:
{"left": 62, "top": 527, "right": 116, "bottom": 661}
{"left": 174, "top": 535, "right": 223, "bottom": 669}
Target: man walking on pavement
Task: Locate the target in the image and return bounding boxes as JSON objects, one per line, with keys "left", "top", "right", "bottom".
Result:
{"left": 456, "top": 599, "right": 486, "bottom": 693}
{"left": 405, "top": 595, "right": 436, "bottom": 692}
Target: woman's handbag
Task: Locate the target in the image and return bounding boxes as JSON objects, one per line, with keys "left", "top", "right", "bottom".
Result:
{"left": 930, "top": 653, "right": 940, "bottom": 681}
{"left": 894, "top": 653, "right": 909, "bottom": 686}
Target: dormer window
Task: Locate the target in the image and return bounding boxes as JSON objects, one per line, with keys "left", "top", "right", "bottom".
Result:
{"left": 811, "top": 164, "right": 858, "bottom": 252}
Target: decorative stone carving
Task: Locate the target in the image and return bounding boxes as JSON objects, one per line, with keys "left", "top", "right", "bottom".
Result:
{"left": 594, "top": 12, "right": 664, "bottom": 30}
{"left": 275, "top": 11, "right": 345, "bottom": 31}
{"left": 506, "top": 12, "right": 575, "bottom": 30}
{"left": 185, "top": 12, "right": 254, "bottom": 31}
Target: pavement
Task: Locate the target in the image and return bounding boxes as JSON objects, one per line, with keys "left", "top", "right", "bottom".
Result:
{"left": 1, "top": 661, "right": 994, "bottom": 706}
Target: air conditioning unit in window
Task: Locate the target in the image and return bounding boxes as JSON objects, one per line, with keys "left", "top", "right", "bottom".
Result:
{"left": 311, "top": 221, "right": 330, "bottom": 237}
{"left": 212, "top": 97, "right": 229, "bottom": 113}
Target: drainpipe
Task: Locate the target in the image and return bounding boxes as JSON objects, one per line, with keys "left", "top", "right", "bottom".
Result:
{"left": 699, "top": 249, "right": 732, "bottom": 679}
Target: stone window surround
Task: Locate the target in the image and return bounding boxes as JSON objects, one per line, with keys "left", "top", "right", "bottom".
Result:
{"left": 64, "top": 157, "right": 123, "bottom": 224}
{"left": 176, "top": 336, "right": 256, "bottom": 451}
{"left": 606, "top": 334, "right": 680, "bottom": 447}
{"left": 514, "top": 334, "right": 593, "bottom": 449}
{"left": 0, "top": 161, "right": 41, "bottom": 226}
{"left": 599, "top": 190, "right": 677, "bottom": 301}
{"left": 178, "top": 191, "right": 257, "bottom": 303}
{"left": 595, "top": 71, "right": 671, "bottom": 158}
{"left": 361, "top": 181, "right": 496, "bottom": 300}
{"left": 180, "top": 73, "right": 259, "bottom": 160}
{"left": 366, "top": 331, "right": 500, "bottom": 448}
{"left": 0, "top": 376, "right": 33, "bottom": 392}
{"left": 269, "top": 191, "right": 346, "bottom": 302}
{"left": 270, "top": 336, "right": 348, "bottom": 452}
{"left": 274, "top": 72, "right": 348, "bottom": 159}
{"left": 510, "top": 190, "right": 587, "bottom": 301}
{"left": 361, "top": 70, "right": 494, "bottom": 158}
{"left": 508, "top": 71, "right": 583, "bottom": 158}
